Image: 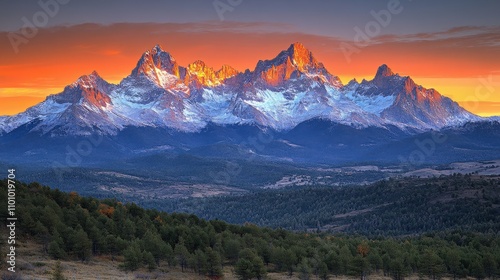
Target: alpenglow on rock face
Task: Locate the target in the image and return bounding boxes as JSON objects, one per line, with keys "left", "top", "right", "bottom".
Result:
{"left": 0, "top": 43, "right": 479, "bottom": 136}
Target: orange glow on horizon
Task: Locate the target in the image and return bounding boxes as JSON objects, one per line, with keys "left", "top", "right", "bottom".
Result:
{"left": 0, "top": 96, "right": 46, "bottom": 116}
{"left": 1, "top": 23, "right": 499, "bottom": 117}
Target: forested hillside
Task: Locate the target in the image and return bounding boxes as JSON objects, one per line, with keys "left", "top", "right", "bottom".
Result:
{"left": 159, "top": 175, "right": 500, "bottom": 235}
{"left": 1, "top": 179, "right": 499, "bottom": 279}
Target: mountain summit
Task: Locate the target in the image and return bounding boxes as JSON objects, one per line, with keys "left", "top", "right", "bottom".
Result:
{"left": 252, "top": 42, "right": 342, "bottom": 87}
{"left": 132, "top": 45, "right": 180, "bottom": 78}
{"left": 343, "top": 64, "right": 477, "bottom": 128}
{"left": 0, "top": 43, "right": 481, "bottom": 136}
{"left": 374, "top": 64, "right": 395, "bottom": 79}
{"left": 285, "top": 42, "right": 321, "bottom": 72}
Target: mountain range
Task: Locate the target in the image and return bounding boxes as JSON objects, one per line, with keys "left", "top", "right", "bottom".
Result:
{"left": 1, "top": 42, "right": 499, "bottom": 166}
{"left": 0, "top": 42, "right": 484, "bottom": 135}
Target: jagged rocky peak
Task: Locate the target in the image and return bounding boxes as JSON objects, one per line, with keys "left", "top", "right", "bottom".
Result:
{"left": 53, "top": 71, "right": 112, "bottom": 107}
{"left": 187, "top": 60, "right": 214, "bottom": 77}
{"left": 188, "top": 60, "right": 209, "bottom": 70}
{"left": 186, "top": 61, "right": 240, "bottom": 87}
{"left": 403, "top": 76, "right": 417, "bottom": 92}
{"left": 374, "top": 64, "right": 396, "bottom": 79}
{"left": 286, "top": 42, "right": 319, "bottom": 71}
{"left": 253, "top": 42, "right": 341, "bottom": 87}
{"left": 370, "top": 64, "right": 405, "bottom": 88}
{"left": 131, "top": 44, "right": 182, "bottom": 78}
{"left": 73, "top": 71, "right": 104, "bottom": 88}
{"left": 186, "top": 60, "right": 217, "bottom": 86}
{"left": 133, "top": 46, "right": 241, "bottom": 88}
{"left": 0, "top": 42, "right": 482, "bottom": 137}
{"left": 151, "top": 44, "right": 166, "bottom": 55}
{"left": 344, "top": 78, "right": 360, "bottom": 91}
{"left": 216, "top": 64, "right": 239, "bottom": 80}
{"left": 255, "top": 42, "right": 320, "bottom": 72}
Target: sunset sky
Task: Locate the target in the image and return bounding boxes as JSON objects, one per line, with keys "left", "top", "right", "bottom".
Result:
{"left": 1, "top": 0, "right": 499, "bottom": 116}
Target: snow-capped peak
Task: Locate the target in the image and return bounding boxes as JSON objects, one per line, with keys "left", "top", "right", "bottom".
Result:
{"left": 131, "top": 45, "right": 182, "bottom": 79}
{"left": 254, "top": 42, "right": 321, "bottom": 74}
{"left": 252, "top": 42, "right": 342, "bottom": 87}
{"left": 72, "top": 71, "right": 105, "bottom": 88}
{"left": 342, "top": 64, "right": 479, "bottom": 129}
{"left": 0, "top": 43, "right": 484, "bottom": 136}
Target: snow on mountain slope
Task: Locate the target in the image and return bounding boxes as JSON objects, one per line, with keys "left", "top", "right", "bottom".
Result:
{"left": 0, "top": 44, "right": 484, "bottom": 136}
{"left": 0, "top": 71, "right": 120, "bottom": 135}
{"left": 0, "top": 97, "right": 72, "bottom": 134}
{"left": 344, "top": 79, "right": 396, "bottom": 115}
{"left": 131, "top": 44, "right": 187, "bottom": 89}
{"left": 342, "top": 64, "right": 480, "bottom": 129}
{"left": 252, "top": 42, "right": 342, "bottom": 88}
{"left": 225, "top": 42, "right": 383, "bottom": 129}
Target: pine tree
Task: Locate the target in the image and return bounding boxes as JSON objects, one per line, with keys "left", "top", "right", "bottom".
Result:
{"left": 72, "top": 228, "right": 92, "bottom": 261}
{"left": 470, "top": 259, "right": 486, "bottom": 279}
{"left": 142, "top": 230, "right": 170, "bottom": 265}
{"left": 121, "top": 242, "right": 142, "bottom": 271}
{"left": 223, "top": 238, "right": 241, "bottom": 264}
{"left": 318, "top": 261, "right": 329, "bottom": 280}
{"left": 235, "top": 248, "right": 266, "bottom": 280}
{"left": 205, "top": 247, "right": 223, "bottom": 279}
{"left": 420, "top": 250, "right": 445, "bottom": 280}
{"left": 48, "top": 230, "right": 67, "bottom": 259}
{"left": 271, "top": 246, "right": 297, "bottom": 275}
{"left": 235, "top": 258, "right": 254, "bottom": 280}
{"left": 339, "top": 245, "right": 353, "bottom": 275}
{"left": 193, "top": 249, "right": 207, "bottom": 275}
{"left": 51, "top": 261, "right": 67, "bottom": 280}
{"left": 482, "top": 253, "right": 497, "bottom": 279}
{"left": 48, "top": 240, "right": 66, "bottom": 260}
{"left": 351, "top": 255, "right": 370, "bottom": 280}
{"left": 298, "top": 259, "right": 312, "bottom": 280}
{"left": 143, "top": 251, "right": 157, "bottom": 271}
{"left": 390, "top": 259, "right": 406, "bottom": 280}
{"left": 444, "top": 249, "right": 461, "bottom": 280}
{"left": 174, "top": 244, "right": 190, "bottom": 272}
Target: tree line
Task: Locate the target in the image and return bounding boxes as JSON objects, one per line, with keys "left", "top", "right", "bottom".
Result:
{"left": 0, "top": 179, "right": 499, "bottom": 279}
{"left": 158, "top": 174, "right": 500, "bottom": 235}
